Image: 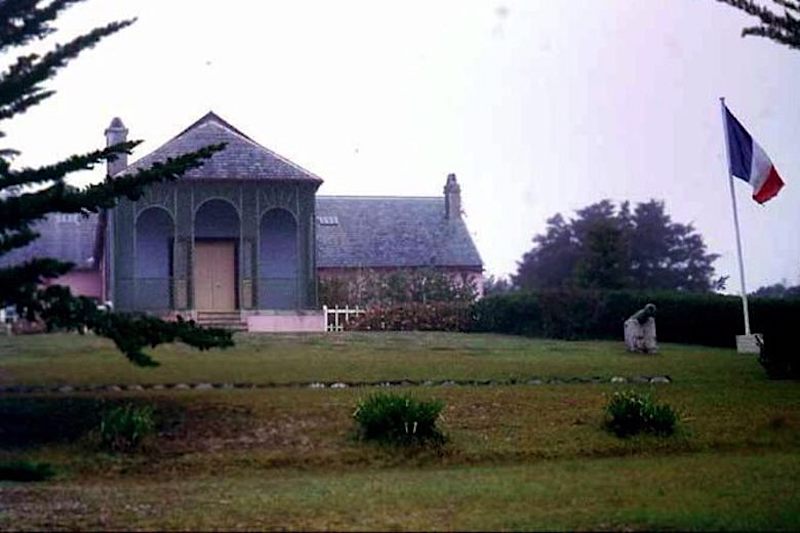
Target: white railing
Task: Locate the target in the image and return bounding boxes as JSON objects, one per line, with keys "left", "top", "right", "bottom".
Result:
{"left": 323, "top": 305, "right": 366, "bottom": 332}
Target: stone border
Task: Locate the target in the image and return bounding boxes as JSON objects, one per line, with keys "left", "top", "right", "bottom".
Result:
{"left": 0, "top": 375, "right": 671, "bottom": 394}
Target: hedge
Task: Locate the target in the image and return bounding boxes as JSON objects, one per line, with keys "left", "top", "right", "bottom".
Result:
{"left": 343, "top": 290, "right": 800, "bottom": 350}
{"left": 472, "top": 290, "right": 800, "bottom": 348}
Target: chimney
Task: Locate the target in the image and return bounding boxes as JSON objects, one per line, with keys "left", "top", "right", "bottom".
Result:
{"left": 104, "top": 117, "right": 128, "bottom": 177}
{"left": 444, "top": 173, "right": 462, "bottom": 219}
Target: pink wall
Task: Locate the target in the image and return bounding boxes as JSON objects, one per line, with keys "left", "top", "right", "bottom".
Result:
{"left": 46, "top": 270, "right": 103, "bottom": 300}
{"left": 247, "top": 312, "right": 325, "bottom": 332}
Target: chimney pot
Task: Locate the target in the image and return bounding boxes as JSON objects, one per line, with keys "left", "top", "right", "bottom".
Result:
{"left": 444, "top": 173, "right": 462, "bottom": 219}
{"left": 104, "top": 117, "right": 129, "bottom": 177}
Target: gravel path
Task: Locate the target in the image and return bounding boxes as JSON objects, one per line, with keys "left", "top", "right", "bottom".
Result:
{"left": 0, "top": 375, "right": 671, "bottom": 394}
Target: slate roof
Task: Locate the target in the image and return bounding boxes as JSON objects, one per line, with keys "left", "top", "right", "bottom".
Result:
{"left": 119, "top": 112, "right": 323, "bottom": 183}
{"left": 0, "top": 213, "right": 100, "bottom": 270}
{"left": 0, "top": 197, "right": 483, "bottom": 272}
{"left": 315, "top": 196, "right": 483, "bottom": 269}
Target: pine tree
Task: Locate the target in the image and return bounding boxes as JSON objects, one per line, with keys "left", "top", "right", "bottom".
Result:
{"left": 718, "top": 0, "right": 800, "bottom": 50}
{"left": 0, "top": 1, "right": 233, "bottom": 366}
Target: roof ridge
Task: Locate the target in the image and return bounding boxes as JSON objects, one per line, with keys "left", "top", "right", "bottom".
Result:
{"left": 173, "top": 111, "right": 255, "bottom": 142}
{"left": 178, "top": 112, "right": 324, "bottom": 182}
{"left": 317, "top": 195, "right": 441, "bottom": 200}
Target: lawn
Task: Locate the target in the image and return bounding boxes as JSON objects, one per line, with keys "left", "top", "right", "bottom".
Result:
{"left": 1, "top": 332, "right": 798, "bottom": 531}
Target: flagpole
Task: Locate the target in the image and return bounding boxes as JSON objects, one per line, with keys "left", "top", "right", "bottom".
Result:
{"left": 720, "top": 97, "right": 751, "bottom": 335}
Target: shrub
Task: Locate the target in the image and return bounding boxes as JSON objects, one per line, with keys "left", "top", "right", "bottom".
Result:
{"left": 99, "top": 403, "right": 156, "bottom": 452}
{"left": 604, "top": 390, "right": 677, "bottom": 437}
{"left": 758, "top": 330, "right": 799, "bottom": 379}
{"left": 347, "top": 302, "right": 473, "bottom": 332}
{"left": 0, "top": 460, "right": 55, "bottom": 482}
{"left": 320, "top": 268, "right": 478, "bottom": 308}
{"left": 353, "top": 392, "right": 446, "bottom": 445}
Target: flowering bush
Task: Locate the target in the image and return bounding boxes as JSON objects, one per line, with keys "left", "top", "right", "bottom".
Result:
{"left": 346, "top": 302, "right": 473, "bottom": 332}
{"left": 319, "top": 268, "right": 478, "bottom": 308}
{"left": 604, "top": 390, "right": 677, "bottom": 437}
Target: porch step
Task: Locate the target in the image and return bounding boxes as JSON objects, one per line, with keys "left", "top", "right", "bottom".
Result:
{"left": 195, "top": 312, "right": 247, "bottom": 332}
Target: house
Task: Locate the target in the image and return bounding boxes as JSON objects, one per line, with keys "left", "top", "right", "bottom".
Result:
{"left": 315, "top": 189, "right": 483, "bottom": 301}
{"left": 1, "top": 112, "right": 482, "bottom": 331}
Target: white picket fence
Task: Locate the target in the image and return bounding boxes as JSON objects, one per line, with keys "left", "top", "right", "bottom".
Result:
{"left": 323, "top": 305, "right": 366, "bottom": 332}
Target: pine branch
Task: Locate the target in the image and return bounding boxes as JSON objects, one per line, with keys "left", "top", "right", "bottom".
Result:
{"left": 0, "top": 143, "right": 225, "bottom": 231}
{"left": 0, "top": 257, "right": 74, "bottom": 309}
{"left": 717, "top": 0, "right": 800, "bottom": 50}
{"left": 0, "top": 3, "right": 238, "bottom": 367}
{"left": 0, "top": 18, "right": 136, "bottom": 124}
{"left": 0, "top": 140, "right": 141, "bottom": 190}
{"left": 0, "top": 0, "right": 82, "bottom": 52}
{"left": 0, "top": 225, "right": 39, "bottom": 254}
{"left": 36, "top": 285, "right": 234, "bottom": 367}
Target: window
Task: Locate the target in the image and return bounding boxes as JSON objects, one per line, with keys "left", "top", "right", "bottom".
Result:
{"left": 317, "top": 215, "right": 339, "bottom": 226}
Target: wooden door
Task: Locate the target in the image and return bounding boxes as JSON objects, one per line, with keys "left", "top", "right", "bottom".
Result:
{"left": 194, "top": 241, "right": 236, "bottom": 310}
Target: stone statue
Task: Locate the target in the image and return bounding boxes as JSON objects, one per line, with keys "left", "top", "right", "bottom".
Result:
{"left": 624, "top": 303, "right": 658, "bottom": 354}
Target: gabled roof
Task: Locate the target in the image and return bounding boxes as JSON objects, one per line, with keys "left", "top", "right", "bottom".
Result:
{"left": 118, "top": 112, "right": 323, "bottom": 183}
{"left": 0, "top": 213, "right": 100, "bottom": 270}
{"left": 315, "top": 196, "right": 483, "bottom": 270}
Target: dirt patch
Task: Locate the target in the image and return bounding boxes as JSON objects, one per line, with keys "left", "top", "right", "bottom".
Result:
{"left": 158, "top": 403, "right": 338, "bottom": 455}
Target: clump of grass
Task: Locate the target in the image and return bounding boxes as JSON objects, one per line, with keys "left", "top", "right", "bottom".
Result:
{"left": 0, "top": 460, "right": 55, "bottom": 482}
{"left": 604, "top": 389, "right": 677, "bottom": 437}
{"left": 99, "top": 403, "right": 156, "bottom": 452}
{"left": 353, "top": 392, "right": 445, "bottom": 445}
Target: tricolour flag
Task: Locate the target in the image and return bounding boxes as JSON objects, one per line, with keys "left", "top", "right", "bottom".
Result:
{"left": 723, "top": 104, "right": 785, "bottom": 204}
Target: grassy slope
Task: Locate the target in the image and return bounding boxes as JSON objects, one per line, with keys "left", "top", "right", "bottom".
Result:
{"left": 0, "top": 331, "right": 760, "bottom": 386}
{"left": 0, "top": 332, "right": 798, "bottom": 530}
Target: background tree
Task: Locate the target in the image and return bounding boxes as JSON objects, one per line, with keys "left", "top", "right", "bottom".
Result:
{"left": 514, "top": 213, "right": 581, "bottom": 290}
{"left": 0, "top": 0, "right": 232, "bottom": 366}
{"left": 513, "top": 199, "right": 722, "bottom": 292}
{"left": 717, "top": 0, "right": 800, "bottom": 50}
{"left": 751, "top": 281, "right": 800, "bottom": 298}
{"left": 483, "top": 275, "right": 513, "bottom": 296}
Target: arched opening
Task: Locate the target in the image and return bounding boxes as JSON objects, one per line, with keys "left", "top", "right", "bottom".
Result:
{"left": 135, "top": 207, "right": 174, "bottom": 310}
{"left": 259, "top": 208, "right": 298, "bottom": 309}
{"left": 194, "top": 199, "right": 240, "bottom": 310}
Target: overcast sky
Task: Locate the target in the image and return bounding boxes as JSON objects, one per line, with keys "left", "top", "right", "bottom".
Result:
{"left": 5, "top": 0, "right": 800, "bottom": 291}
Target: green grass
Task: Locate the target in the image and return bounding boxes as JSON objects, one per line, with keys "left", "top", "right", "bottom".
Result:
{"left": 0, "top": 331, "right": 798, "bottom": 530}
{"left": 0, "top": 331, "right": 760, "bottom": 386}
{"left": 2, "top": 453, "right": 798, "bottom": 531}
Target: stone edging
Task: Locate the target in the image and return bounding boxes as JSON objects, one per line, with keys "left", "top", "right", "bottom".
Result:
{"left": 0, "top": 375, "right": 671, "bottom": 394}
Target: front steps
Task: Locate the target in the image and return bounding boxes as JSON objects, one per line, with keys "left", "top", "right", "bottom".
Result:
{"left": 195, "top": 311, "right": 247, "bottom": 332}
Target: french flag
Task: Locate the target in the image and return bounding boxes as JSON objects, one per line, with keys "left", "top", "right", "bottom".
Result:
{"left": 723, "top": 104, "right": 785, "bottom": 204}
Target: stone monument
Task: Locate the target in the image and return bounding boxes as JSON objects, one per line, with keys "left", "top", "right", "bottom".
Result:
{"left": 624, "top": 303, "right": 658, "bottom": 354}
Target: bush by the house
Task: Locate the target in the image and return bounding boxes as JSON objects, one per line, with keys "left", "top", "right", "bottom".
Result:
{"left": 0, "top": 460, "right": 55, "bottom": 482}
{"left": 320, "top": 268, "right": 478, "bottom": 308}
{"left": 353, "top": 392, "right": 446, "bottom": 445}
{"left": 472, "top": 290, "right": 800, "bottom": 348}
{"left": 757, "top": 330, "right": 799, "bottom": 379}
{"left": 98, "top": 403, "right": 156, "bottom": 452}
{"left": 604, "top": 390, "right": 677, "bottom": 437}
{"left": 347, "top": 302, "right": 473, "bottom": 332}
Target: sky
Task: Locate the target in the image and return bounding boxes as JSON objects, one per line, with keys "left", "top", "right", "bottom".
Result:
{"left": 4, "top": 0, "right": 800, "bottom": 291}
